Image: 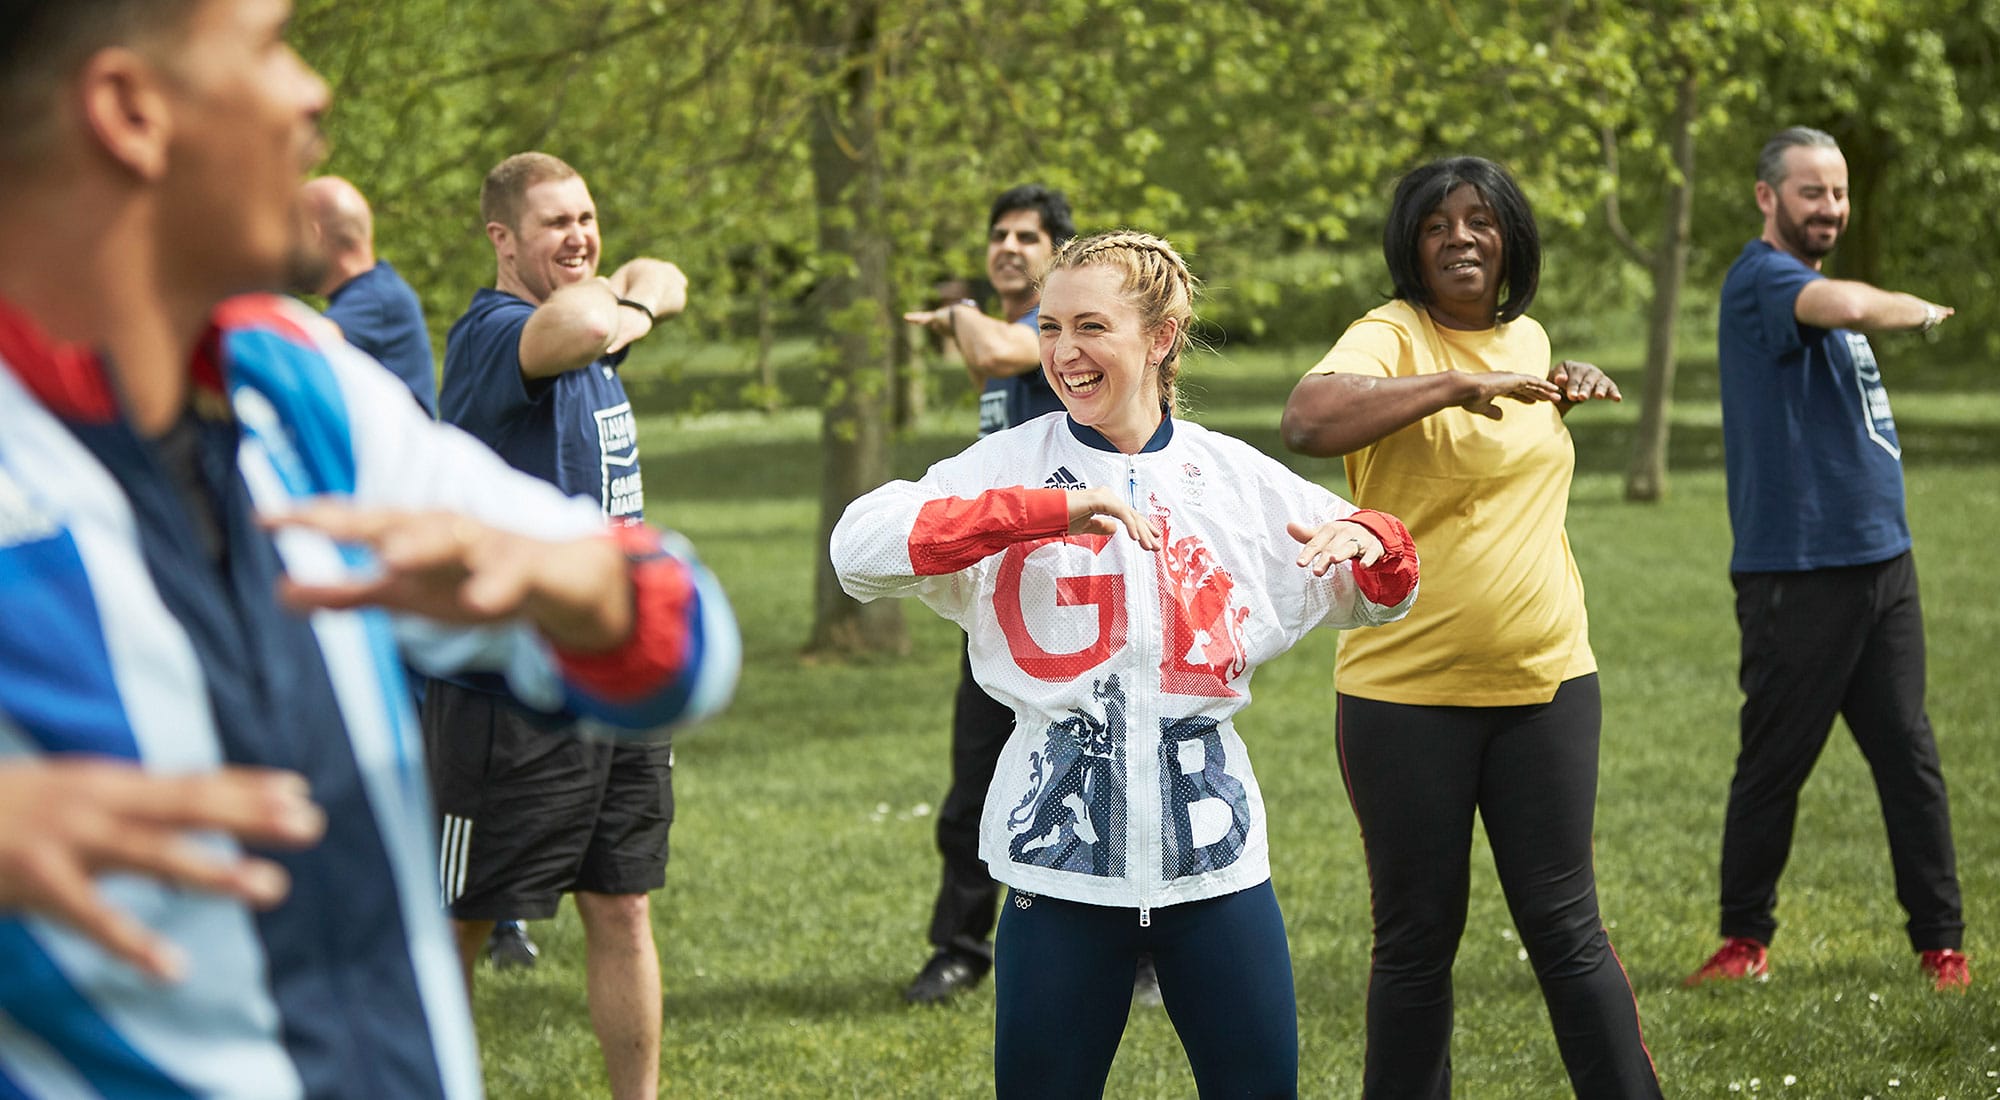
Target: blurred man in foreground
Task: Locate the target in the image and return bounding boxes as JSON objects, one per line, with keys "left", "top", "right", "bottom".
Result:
{"left": 0, "top": 2, "right": 738, "bottom": 1096}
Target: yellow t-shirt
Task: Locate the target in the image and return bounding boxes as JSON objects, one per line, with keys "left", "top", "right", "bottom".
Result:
{"left": 1308, "top": 299, "right": 1594, "bottom": 706}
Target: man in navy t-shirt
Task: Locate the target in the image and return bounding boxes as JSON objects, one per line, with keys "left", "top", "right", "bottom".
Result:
{"left": 906, "top": 185, "right": 1074, "bottom": 438}
{"left": 433, "top": 151, "right": 690, "bottom": 1099}
{"left": 896, "top": 185, "right": 1077, "bottom": 1004}
{"left": 1686, "top": 127, "right": 1969, "bottom": 992}
{"left": 297, "top": 176, "right": 438, "bottom": 416}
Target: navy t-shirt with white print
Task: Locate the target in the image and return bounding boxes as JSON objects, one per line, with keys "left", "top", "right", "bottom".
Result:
{"left": 440, "top": 287, "right": 643, "bottom": 521}
{"left": 1717, "top": 239, "right": 1909, "bottom": 573}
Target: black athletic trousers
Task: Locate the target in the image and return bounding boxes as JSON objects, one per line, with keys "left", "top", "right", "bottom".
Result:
{"left": 1720, "top": 551, "right": 1964, "bottom": 951}
{"left": 1337, "top": 675, "right": 1661, "bottom": 1100}
{"left": 926, "top": 641, "right": 1015, "bottom": 965}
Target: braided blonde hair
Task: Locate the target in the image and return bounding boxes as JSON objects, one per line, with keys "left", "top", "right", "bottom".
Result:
{"left": 1042, "top": 230, "right": 1200, "bottom": 413}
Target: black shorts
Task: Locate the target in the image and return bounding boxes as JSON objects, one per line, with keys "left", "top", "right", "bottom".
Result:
{"left": 423, "top": 679, "right": 673, "bottom": 920}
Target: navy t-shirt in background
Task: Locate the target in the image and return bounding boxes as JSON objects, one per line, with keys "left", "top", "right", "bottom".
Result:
{"left": 440, "top": 287, "right": 643, "bottom": 521}
{"left": 1717, "top": 239, "right": 1909, "bottom": 573}
{"left": 326, "top": 260, "right": 437, "bottom": 417}
{"left": 977, "top": 305, "right": 1064, "bottom": 437}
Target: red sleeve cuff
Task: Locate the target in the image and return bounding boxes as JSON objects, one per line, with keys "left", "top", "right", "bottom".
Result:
{"left": 1344, "top": 508, "right": 1419, "bottom": 607}
{"left": 908, "top": 487, "right": 1070, "bottom": 575}
{"left": 552, "top": 525, "right": 695, "bottom": 704}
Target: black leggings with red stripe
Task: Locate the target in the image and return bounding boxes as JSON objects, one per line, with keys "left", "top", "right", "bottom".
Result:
{"left": 1336, "top": 675, "right": 1661, "bottom": 1099}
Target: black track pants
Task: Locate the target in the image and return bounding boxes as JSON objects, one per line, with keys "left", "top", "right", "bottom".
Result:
{"left": 1720, "top": 552, "right": 1963, "bottom": 951}
{"left": 1337, "top": 675, "right": 1660, "bottom": 1099}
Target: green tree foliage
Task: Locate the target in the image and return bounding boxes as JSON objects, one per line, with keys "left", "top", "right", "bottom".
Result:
{"left": 294, "top": 0, "right": 1999, "bottom": 648}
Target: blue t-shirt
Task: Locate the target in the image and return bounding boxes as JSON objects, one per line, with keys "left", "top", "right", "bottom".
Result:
{"left": 976, "top": 305, "right": 1063, "bottom": 437}
{"left": 326, "top": 260, "right": 437, "bottom": 417}
{"left": 1717, "top": 239, "right": 1909, "bottom": 572}
{"left": 440, "top": 287, "right": 643, "bottom": 520}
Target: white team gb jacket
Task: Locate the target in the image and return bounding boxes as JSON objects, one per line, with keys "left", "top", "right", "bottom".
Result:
{"left": 832, "top": 413, "right": 1418, "bottom": 914}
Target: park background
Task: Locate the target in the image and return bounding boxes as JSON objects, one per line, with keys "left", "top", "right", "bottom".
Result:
{"left": 294, "top": 1, "right": 1999, "bottom": 1095}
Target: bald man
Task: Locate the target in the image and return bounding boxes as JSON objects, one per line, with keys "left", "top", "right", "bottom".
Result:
{"left": 298, "top": 175, "right": 438, "bottom": 415}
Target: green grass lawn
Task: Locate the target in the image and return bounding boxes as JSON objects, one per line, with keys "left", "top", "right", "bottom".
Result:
{"left": 472, "top": 341, "right": 2000, "bottom": 1098}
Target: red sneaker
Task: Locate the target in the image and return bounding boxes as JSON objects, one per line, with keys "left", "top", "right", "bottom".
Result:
{"left": 1920, "top": 949, "right": 1971, "bottom": 992}
{"left": 1684, "top": 937, "right": 1769, "bottom": 986}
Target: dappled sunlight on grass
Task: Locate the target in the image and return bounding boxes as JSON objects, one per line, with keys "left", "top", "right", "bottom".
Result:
{"left": 467, "top": 341, "right": 1999, "bottom": 1098}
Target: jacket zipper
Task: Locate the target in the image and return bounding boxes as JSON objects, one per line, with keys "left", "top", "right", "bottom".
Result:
{"left": 1123, "top": 451, "right": 1159, "bottom": 925}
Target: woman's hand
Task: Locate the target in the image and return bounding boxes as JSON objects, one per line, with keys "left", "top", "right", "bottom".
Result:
{"left": 1548, "top": 359, "right": 1622, "bottom": 405}
{"left": 1457, "top": 371, "right": 1563, "bottom": 419}
{"left": 1288, "top": 519, "right": 1384, "bottom": 576}
{"left": 1066, "top": 487, "right": 1160, "bottom": 551}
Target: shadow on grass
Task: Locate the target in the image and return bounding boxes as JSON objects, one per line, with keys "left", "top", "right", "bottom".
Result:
{"left": 638, "top": 427, "right": 972, "bottom": 505}
{"left": 660, "top": 974, "right": 946, "bottom": 1021}
{"left": 635, "top": 343, "right": 2000, "bottom": 510}
{"left": 478, "top": 959, "right": 935, "bottom": 1026}
{"left": 640, "top": 414, "right": 2000, "bottom": 519}
{"left": 1566, "top": 416, "right": 2000, "bottom": 476}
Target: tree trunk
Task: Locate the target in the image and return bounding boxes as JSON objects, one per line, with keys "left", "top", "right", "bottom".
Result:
{"left": 1623, "top": 65, "right": 1697, "bottom": 503}
{"left": 794, "top": 0, "right": 906, "bottom": 656}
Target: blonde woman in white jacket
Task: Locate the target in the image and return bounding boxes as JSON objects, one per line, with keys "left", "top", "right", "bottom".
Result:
{"left": 833, "top": 231, "right": 1419, "bottom": 1099}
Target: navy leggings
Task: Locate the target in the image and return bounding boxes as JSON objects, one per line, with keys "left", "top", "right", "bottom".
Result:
{"left": 1337, "top": 675, "right": 1660, "bottom": 1099}
{"left": 993, "top": 880, "right": 1297, "bottom": 1099}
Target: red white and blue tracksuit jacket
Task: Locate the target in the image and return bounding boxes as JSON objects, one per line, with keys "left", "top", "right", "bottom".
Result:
{"left": 0, "top": 295, "right": 738, "bottom": 1099}
{"left": 832, "top": 413, "right": 1417, "bottom": 913}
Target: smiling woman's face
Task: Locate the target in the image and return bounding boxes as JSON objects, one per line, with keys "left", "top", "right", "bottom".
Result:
{"left": 1038, "top": 263, "right": 1172, "bottom": 452}
{"left": 1417, "top": 183, "right": 1504, "bottom": 331}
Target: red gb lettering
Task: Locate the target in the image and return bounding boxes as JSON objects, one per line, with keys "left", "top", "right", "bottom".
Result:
{"left": 994, "top": 535, "right": 1127, "bottom": 681}
{"left": 1155, "top": 516, "right": 1246, "bottom": 698}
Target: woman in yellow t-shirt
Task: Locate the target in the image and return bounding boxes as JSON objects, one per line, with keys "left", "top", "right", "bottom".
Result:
{"left": 1280, "top": 156, "right": 1660, "bottom": 1099}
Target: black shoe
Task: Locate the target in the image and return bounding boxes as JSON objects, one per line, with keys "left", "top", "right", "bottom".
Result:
{"left": 487, "top": 921, "right": 539, "bottom": 971}
{"left": 1132, "top": 954, "right": 1163, "bottom": 1007}
{"left": 904, "top": 952, "right": 986, "bottom": 1004}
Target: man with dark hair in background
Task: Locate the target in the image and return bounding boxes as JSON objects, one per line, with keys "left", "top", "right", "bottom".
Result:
{"left": 1686, "top": 125, "right": 1969, "bottom": 992}
{"left": 430, "top": 150, "right": 690, "bottom": 1100}
{"left": 898, "top": 184, "right": 1079, "bottom": 1004}
{"left": 295, "top": 174, "right": 439, "bottom": 416}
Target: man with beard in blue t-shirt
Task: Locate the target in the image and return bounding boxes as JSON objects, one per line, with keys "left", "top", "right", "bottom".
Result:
{"left": 435, "top": 151, "right": 689, "bottom": 1099}
{"left": 1685, "top": 126, "right": 1969, "bottom": 993}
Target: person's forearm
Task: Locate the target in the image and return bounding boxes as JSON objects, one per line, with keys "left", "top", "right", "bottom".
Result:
{"left": 518, "top": 279, "right": 621, "bottom": 378}
{"left": 607, "top": 259, "right": 688, "bottom": 320}
{"left": 520, "top": 534, "right": 635, "bottom": 653}
{"left": 1796, "top": 278, "right": 1949, "bottom": 333}
{"left": 1281, "top": 372, "right": 1472, "bottom": 457}
{"left": 955, "top": 307, "right": 1041, "bottom": 378}
{"left": 547, "top": 527, "right": 738, "bottom": 732}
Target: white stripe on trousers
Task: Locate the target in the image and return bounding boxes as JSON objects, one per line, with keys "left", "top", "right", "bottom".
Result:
{"left": 438, "top": 814, "right": 473, "bottom": 905}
